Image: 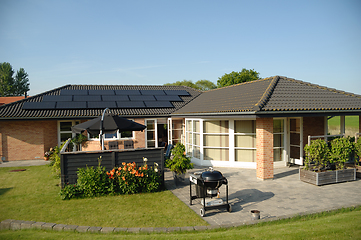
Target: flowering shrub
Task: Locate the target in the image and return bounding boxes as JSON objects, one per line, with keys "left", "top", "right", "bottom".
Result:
{"left": 60, "top": 158, "right": 161, "bottom": 200}
{"left": 107, "top": 161, "right": 161, "bottom": 194}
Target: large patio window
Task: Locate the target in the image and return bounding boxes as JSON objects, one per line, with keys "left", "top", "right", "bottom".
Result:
{"left": 203, "top": 120, "right": 229, "bottom": 161}
{"left": 234, "top": 120, "right": 256, "bottom": 162}
{"left": 185, "top": 120, "right": 201, "bottom": 158}
{"left": 273, "top": 119, "right": 285, "bottom": 162}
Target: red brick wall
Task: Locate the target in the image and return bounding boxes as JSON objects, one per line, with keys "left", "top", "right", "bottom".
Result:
{"left": 81, "top": 118, "right": 146, "bottom": 151}
{"left": 256, "top": 117, "right": 274, "bottom": 180}
{"left": 0, "top": 120, "right": 57, "bottom": 161}
{"left": 303, "top": 116, "right": 325, "bottom": 145}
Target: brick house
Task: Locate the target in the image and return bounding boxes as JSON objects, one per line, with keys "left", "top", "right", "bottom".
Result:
{"left": 1, "top": 76, "right": 361, "bottom": 180}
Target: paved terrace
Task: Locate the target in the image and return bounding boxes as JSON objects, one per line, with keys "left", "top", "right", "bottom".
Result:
{"left": 165, "top": 165, "right": 361, "bottom": 226}
{"left": 1, "top": 160, "right": 360, "bottom": 232}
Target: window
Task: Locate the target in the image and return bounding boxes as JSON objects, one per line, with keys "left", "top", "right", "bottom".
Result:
{"left": 234, "top": 120, "right": 256, "bottom": 162}
{"left": 203, "top": 120, "right": 229, "bottom": 161}
{"left": 185, "top": 120, "right": 201, "bottom": 158}
{"left": 273, "top": 119, "right": 285, "bottom": 162}
{"left": 146, "top": 119, "right": 157, "bottom": 148}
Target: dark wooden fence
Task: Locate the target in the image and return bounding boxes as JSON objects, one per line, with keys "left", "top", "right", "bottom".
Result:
{"left": 60, "top": 148, "right": 164, "bottom": 187}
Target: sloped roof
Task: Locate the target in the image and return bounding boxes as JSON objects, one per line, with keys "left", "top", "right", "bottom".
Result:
{"left": 0, "top": 84, "right": 201, "bottom": 120}
{"left": 0, "top": 96, "right": 27, "bottom": 106}
{"left": 172, "top": 76, "right": 361, "bottom": 116}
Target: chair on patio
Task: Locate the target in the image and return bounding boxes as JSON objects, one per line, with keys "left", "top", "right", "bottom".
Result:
{"left": 108, "top": 141, "right": 119, "bottom": 150}
{"left": 164, "top": 144, "right": 173, "bottom": 159}
{"left": 124, "top": 140, "right": 134, "bottom": 149}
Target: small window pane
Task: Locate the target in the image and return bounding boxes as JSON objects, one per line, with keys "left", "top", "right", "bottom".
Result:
{"left": 204, "top": 121, "right": 229, "bottom": 133}
{"left": 204, "top": 148, "right": 229, "bottom": 161}
{"left": 235, "top": 120, "right": 255, "bottom": 133}
{"left": 186, "top": 120, "right": 192, "bottom": 131}
{"left": 235, "top": 149, "right": 256, "bottom": 162}
{"left": 60, "top": 122, "right": 72, "bottom": 132}
{"left": 121, "top": 131, "right": 132, "bottom": 138}
{"left": 204, "top": 135, "right": 229, "bottom": 147}
{"left": 193, "top": 133, "right": 200, "bottom": 146}
{"left": 193, "top": 120, "right": 200, "bottom": 132}
{"left": 235, "top": 135, "right": 256, "bottom": 148}
{"left": 105, "top": 132, "right": 118, "bottom": 139}
{"left": 273, "top": 134, "right": 284, "bottom": 148}
{"left": 274, "top": 148, "right": 283, "bottom": 162}
{"left": 60, "top": 133, "right": 72, "bottom": 142}
{"left": 273, "top": 119, "right": 284, "bottom": 133}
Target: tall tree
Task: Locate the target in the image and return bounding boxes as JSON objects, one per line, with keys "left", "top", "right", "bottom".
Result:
{"left": 195, "top": 80, "right": 217, "bottom": 91}
{"left": 0, "top": 62, "right": 30, "bottom": 96}
{"left": 164, "top": 79, "right": 216, "bottom": 91}
{"left": 217, "top": 68, "right": 260, "bottom": 88}
{"left": 164, "top": 80, "right": 197, "bottom": 89}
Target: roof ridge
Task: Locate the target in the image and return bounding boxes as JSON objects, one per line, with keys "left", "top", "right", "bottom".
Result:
{"left": 282, "top": 77, "right": 361, "bottom": 99}
{"left": 0, "top": 85, "right": 71, "bottom": 108}
{"left": 204, "top": 78, "right": 270, "bottom": 92}
{"left": 252, "top": 76, "right": 280, "bottom": 111}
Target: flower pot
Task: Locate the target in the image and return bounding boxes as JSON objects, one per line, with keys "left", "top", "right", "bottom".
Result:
{"left": 173, "top": 172, "right": 187, "bottom": 186}
{"left": 44, "top": 157, "right": 49, "bottom": 161}
{"left": 299, "top": 168, "right": 356, "bottom": 186}
{"left": 251, "top": 210, "right": 260, "bottom": 220}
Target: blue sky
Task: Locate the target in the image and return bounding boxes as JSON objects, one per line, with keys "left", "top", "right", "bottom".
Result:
{"left": 1, "top": 0, "right": 360, "bottom": 96}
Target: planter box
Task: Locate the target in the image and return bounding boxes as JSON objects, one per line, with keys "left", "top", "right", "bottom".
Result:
{"left": 356, "top": 166, "right": 361, "bottom": 179}
{"left": 299, "top": 168, "right": 356, "bottom": 186}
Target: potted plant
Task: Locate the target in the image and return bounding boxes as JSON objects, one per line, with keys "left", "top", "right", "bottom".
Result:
{"left": 165, "top": 143, "right": 193, "bottom": 185}
{"left": 44, "top": 148, "right": 53, "bottom": 161}
{"left": 300, "top": 137, "right": 356, "bottom": 186}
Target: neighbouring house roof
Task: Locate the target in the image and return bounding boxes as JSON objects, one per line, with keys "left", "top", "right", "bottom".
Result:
{"left": 0, "top": 84, "right": 201, "bottom": 120}
{"left": 0, "top": 96, "right": 27, "bottom": 106}
{"left": 172, "top": 76, "right": 361, "bottom": 117}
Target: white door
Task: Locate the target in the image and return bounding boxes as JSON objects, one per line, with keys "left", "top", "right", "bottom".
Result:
{"left": 288, "top": 118, "right": 303, "bottom": 165}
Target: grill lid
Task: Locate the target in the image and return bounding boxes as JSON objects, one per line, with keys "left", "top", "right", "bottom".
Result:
{"left": 201, "top": 167, "right": 224, "bottom": 182}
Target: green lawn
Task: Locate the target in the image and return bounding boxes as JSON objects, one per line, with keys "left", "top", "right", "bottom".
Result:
{"left": 1, "top": 207, "right": 360, "bottom": 239}
{"left": 0, "top": 165, "right": 206, "bottom": 228}
{"left": 328, "top": 116, "right": 359, "bottom": 136}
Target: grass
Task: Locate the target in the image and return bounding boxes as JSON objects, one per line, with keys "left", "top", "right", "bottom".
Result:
{"left": 328, "top": 116, "right": 359, "bottom": 136}
{"left": 0, "top": 165, "right": 206, "bottom": 228}
{"left": 0, "top": 207, "right": 360, "bottom": 239}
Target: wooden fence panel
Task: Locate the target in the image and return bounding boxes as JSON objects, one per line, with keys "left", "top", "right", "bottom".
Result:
{"left": 61, "top": 148, "right": 164, "bottom": 187}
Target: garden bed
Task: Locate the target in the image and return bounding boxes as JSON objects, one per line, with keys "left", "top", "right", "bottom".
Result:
{"left": 299, "top": 168, "right": 356, "bottom": 186}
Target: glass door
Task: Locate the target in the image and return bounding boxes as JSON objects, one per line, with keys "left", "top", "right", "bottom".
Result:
{"left": 289, "top": 118, "right": 303, "bottom": 165}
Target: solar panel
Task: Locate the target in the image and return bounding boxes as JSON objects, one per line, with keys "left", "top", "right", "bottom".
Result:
{"left": 140, "top": 90, "right": 166, "bottom": 95}
{"left": 23, "top": 101, "right": 56, "bottom": 109}
{"left": 154, "top": 95, "right": 183, "bottom": 101}
{"left": 88, "top": 90, "right": 115, "bottom": 95}
{"left": 115, "top": 90, "right": 141, "bottom": 95}
{"left": 60, "top": 90, "right": 88, "bottom": 95}
{"left": 43, "top": 95, "right": 73, "bottom": 102}
{"left": 164, "top": 90, "right": 190, "bottom": 96}
{"left": 56, "top": 101, "right": 87, "bottom": 109}
{"left": 116, "top": 101, "right": 145, "bottom": 108}
{"left": 73, "top": 95, "right": 101, "bottom": 102}
{"left": 144, "top": 101, "right": 174, "bottom": 108}
{"left": 129, "top": 95, "right": 156, "bottom": 101}
{"left": 88, "top": 101, "right": 117, "bottom": 109}
{"left": 102, "top": 95, "right": 130, "bottom": 101}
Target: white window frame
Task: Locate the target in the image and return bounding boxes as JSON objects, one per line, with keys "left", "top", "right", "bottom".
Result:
{"left": 57, "top": 120, "right": 80, "bottom": 146}
{"left": 273, "top": 117, "right": 287, "bottom": 167}
{"left": 145, "top": 119, "right": 158, "bottom": 148}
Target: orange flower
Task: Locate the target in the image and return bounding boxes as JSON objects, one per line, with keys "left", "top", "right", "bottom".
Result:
{"left": 140, "top": 173, "right": 144, "bottom": 177}
{"left": 118, "top": 167, "right": 122, "bottom": 171}
{"left": 123, "top": 166, "right": 127, "bottom": 171}
{"left": 122, "top": 176, "right": 125, "bottom": 181}
{"left": 122, "top": 162, "right": 126, "bottom": 166}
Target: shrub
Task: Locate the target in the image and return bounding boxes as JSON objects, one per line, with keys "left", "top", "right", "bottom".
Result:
{"left": 61, "top": 159, "right": 161, "bottom": 200}
{"left": 165, "top": 143, "right": 193, "bottom": 174}
{"left": 77, "top": 164, "right": 111, "bottom": 197}
{"left": 107, "top": 161, "right": 161, "bottom": 194}
{"left": 355, "top": 137, "right": 361, "bottom": 165}
{"left": 60, "top": 183, "right": 83, "bottom": 200}
{"left": 330, "top": 137, "right": 354, "bottom": 170}
{"left": 304, "top": 139, "right": 330, "bottom": 171}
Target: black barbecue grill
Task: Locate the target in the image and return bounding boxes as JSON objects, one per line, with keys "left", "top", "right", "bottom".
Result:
{"left": 189, "top": 167, "right": 231, "bottom": 217}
